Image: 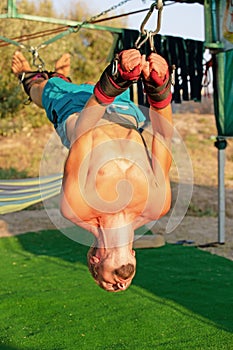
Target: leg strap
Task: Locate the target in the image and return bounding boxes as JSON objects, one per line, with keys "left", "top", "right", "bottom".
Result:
{"left": 47, "top": 72, "right": 72, "bottom": 83}
{"left": 19, "top": 71, "right": 49, "bottom": 96}
{"left": 19, "top": 71, "right": 72, "bottom": 97}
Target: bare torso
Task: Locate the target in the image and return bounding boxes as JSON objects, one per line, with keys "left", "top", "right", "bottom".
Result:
{"left": 61, "top": 119, "right": 170, "bottom": 233}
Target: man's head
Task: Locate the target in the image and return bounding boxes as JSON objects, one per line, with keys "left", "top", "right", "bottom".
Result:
{"left": 87, "top": 245, "right": 136, "bottom": 292}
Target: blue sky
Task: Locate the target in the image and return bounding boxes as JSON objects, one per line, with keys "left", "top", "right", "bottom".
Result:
{"left": 52, "top": 0, "right": 204, "bottom": 40}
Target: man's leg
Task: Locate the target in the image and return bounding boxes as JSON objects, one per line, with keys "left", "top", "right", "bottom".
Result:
{"left": 54, "top": 53, "right": 71, "bottom": 77}
{"left": 11, "top": 51, "right": 71, "bottom": 108}
{"left": 12, "top": 51, "right": 47, "bottom": 108}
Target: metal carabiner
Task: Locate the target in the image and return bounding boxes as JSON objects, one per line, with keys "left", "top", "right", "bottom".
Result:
{"left": 29, "top": 47, "right": 45, "bottom": 71}
{"left": 140, "top": 0, "right": 163, "bottom": 35}
{"left": 135, "top": 30, "right": 150, "bottom": 50}
{"left": 112, "top": 53, "right": 119, "bottom": 76}
{"left": 135, "top": 0, "right": 163, "bottom": 51}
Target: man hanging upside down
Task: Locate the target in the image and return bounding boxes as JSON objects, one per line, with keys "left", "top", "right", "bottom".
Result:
{"left": 12, "top": 48, "right": 173, "bottom": 292}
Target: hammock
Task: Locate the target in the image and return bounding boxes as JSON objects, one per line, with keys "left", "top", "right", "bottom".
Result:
{"left": 0, "top": 173, "right": 63, "bottom": 215}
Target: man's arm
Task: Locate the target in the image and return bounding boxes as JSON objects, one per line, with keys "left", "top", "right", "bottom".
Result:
{"left": 72, "top": 49, "right": 142, "bottom": 142}
{"left": 149, "top": 104, "right": 173, "bottom": 185}
{"left": 141, "top": 53, "right": 173, "bottom": 182}
{"left": 141, "top": 53, "right": 173, "bottom": 215}
{"left": 60, "top": 130, "right": 100, "bottom": 237}
{"left": 72, "top": 95, "right": 106, "bottom": 143}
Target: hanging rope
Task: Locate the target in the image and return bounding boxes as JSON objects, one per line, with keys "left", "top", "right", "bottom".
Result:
{"left": 0, "top": 26, "right": 69, "bottom": 48}
{"left": 0, "top": 0, "right": 179, "bottom": 50}
{"left": 35, "top": 0, "right": 135, "bottom": 51}
{"left": 0, "top": 0, "right": 135, "bottom": 69}
{"left": 0, "top": 7, "right": 154, "bottom": 50}
{"left": 0, "top": 0, "right": 133, "bottom": 65}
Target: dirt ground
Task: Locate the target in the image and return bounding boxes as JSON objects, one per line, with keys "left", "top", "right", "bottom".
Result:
{"left": 1, "top": 110, "right": 233, "bottom": 261}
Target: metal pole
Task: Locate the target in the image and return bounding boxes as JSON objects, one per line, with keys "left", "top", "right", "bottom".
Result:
{"left": 215, "top": 137, "right": 227, "bottom": 244}
{"left": 8, "top": 0, "right": 17, "bottom": 17}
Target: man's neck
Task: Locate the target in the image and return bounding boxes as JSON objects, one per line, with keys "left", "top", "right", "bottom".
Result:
{"left": 97, "top": 212, "right": 134, "bottom": 250}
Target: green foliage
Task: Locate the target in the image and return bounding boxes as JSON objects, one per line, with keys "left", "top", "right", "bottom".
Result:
{"left": 0, "top": 76, "right": 22, "bottom": 118}
{"left": 0, "top": 167, "right": 28, "bottom": 179}
{"left": 188, "top": 203, "right": 217, "bottom": 217}
{"left": 0, "top": 0, "right": 126, "bottom": 133}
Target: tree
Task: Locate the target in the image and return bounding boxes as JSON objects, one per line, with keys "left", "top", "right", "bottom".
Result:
{"left": 0, "top": 0, "right": 126, "bottom": 130}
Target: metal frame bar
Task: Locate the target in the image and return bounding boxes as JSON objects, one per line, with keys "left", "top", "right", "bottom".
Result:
{"left": 0, "top": 0, "right": 123, "bottom": 34}
{"left": 215, "top": 137, "right": 227, "bottom": 244}
{"left": 205, "top": 0, "right": 227, "bottom": 244}
{"left": 218, "top": 147, "right": 226, "bottom": 244}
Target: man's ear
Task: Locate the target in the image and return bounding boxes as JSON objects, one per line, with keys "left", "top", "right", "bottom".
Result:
{"left": 89, "top": 255, "right": 100, "bottom": 265}
{"left": 132, "top": 249, "right": 136, "bottom": 257}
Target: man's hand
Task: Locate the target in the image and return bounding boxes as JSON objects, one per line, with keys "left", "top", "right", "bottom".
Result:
{"left": 118, "top": 49, "right": 142, "bottom": 81}
{"left": 141, "top": 53, "right": 172, "bottom": 109}
{"left": 142, "top": 53, "right": 168, "bottom": 84}
{"left": 94, "top": 49, "right": 142, "bottom": 105}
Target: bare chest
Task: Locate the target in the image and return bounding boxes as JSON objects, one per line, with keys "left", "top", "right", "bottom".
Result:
{"left": 85, "top": 131, "right": 156, "bottom": 216}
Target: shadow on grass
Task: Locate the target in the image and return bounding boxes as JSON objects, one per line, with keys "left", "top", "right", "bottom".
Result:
{"left": 0, "top": 345, "right": 22, "bottom": 350}
{"left": 16, "top": 229, "right": 233, "bottom": 334}
{"left": 134, "top": 245, "right": 233, "bottom": 333}
{"left": 15, "top": 229, "right": 89, "bottom": 264}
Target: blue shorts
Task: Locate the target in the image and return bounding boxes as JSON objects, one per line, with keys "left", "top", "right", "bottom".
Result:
{"left": 42, "top": 77, "right": 146, "bottom": 148}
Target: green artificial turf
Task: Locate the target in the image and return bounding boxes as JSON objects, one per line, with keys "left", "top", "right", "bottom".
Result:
{"left": 0, "top": 229, "right": 233, "bottom": 350}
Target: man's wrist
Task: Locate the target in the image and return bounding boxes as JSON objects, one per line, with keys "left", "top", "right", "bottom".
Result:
{"left": 147, "top": 92, "right": 172, "bottom": 109}
{"left": 94, "top": 81, "right": 115, "bottom": 105}
{"left": 143, "top": 70, "right": 172, "bottom": 109}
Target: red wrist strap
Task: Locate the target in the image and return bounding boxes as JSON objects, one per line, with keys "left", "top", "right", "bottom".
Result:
{"left": 94, "top": 81, "right": 115, "bottom": 105}
{"left": 148, "top": 92, "right": 172, "bottom": 109}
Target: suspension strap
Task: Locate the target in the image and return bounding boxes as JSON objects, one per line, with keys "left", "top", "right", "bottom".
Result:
{"left": 0, "top": 35, "right": 26, "bottom": 50}
{"left": 135, "top": 0, "right": 163, "bottom": 52}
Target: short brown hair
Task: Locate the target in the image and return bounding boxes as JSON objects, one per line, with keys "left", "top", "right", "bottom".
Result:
{"left": 115, "top": 264, "right": 134, "bottom": 280}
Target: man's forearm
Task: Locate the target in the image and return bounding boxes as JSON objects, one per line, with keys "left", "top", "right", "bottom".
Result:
{"left": 73, "top": 94, "right": 107, "bottom": 140}
{"left": 149, "top": 104, "right": 173, "bottom": 139}
{"left": 149, "top": 104, "right": 173, "bottom": 182}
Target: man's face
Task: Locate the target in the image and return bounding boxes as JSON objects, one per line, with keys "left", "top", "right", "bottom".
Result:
{"left": 98, "top": 271, "right": 134, "bottom": 292}
{"left": 97, "top": 255, "right": 136, "bottom": 292}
